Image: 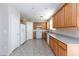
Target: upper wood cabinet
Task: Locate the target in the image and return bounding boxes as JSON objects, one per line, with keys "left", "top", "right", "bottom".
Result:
{"left": 77, "top": 4, "right": 79, "bottom": 27}
{"left": 64, "top": 4, "right": 77, "bottom": 27}
{"left": 64, "top": 4, "right": 72, "bottom": 27}
{"left": 53, "top": 6, "right": 65, "bottom": 28}
{"left": 71, "top": 4, "right": 77, "bottom": 27}
{"left": 53, "top": 3, "right": 79, "bottom": 28}
{"left": 53, "top": 14, "right": 58, "bottom": 28}
{"left": 58, "top": 7, "right": 65, "bottom": 27}
{"left": 33, "top": 22, "right": 47, "bottom": 29}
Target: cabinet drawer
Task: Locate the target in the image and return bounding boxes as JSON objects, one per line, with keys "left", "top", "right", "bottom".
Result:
{"left": 58, "top": 40, "right": 67, "bottom": 50}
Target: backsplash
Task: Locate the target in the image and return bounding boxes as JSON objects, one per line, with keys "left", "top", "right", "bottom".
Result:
{"left": 50, "top": 27, "right": 79, "bottom": 31}
{"left": 48, "top": 27, "right": 79, "bottom": 39}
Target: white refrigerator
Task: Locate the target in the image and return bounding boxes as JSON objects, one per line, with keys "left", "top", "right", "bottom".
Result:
{"left": 26, "top": 22, "right": 33, "bottom": 40}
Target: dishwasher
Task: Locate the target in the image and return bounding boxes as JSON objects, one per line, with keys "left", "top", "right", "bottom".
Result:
{"left": 36, "top": 30, "right": 42, "bottom": 39}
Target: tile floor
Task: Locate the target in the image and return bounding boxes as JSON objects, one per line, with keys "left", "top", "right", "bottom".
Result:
{"left": 10, "top": 39, "right": 54, "bottom": 56}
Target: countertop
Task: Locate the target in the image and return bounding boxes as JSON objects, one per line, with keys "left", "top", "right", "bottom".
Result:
{"left": 47, "top": 32, "right": 79, "bottom": 45}
{"left": 48, "top": 28, "right": 79, "bottom": 39}
{"left": 33, "top": 29, "right": 47, "bottom": 32}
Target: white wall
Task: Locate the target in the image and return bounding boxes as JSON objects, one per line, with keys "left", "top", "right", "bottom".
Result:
{"left": 26, "top": 22, "right": 33, "bottom": 40}
{"left": 0, "top": 4, "right": 8, "bottom": 56}
{"left": 0, "top": 4, "right": 33, "bottom": 56}
{"left": 20, "top": 24, "right": 26, "bottom": 44}
{"left": 0, "top": 4, "right": 20, "bottom": 56}
{"left": 8, "top": 4, "right": 20, "bottom": 55}
{"left": 49, "top": 18, "right": 53, "bottom": 29}
{"left": 49, "top": 17, "right": 56, "bottom": 30}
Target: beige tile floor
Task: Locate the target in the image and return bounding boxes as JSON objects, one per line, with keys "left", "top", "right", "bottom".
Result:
{"left": 10, "top": 39, "right": 54, "bottom": 56}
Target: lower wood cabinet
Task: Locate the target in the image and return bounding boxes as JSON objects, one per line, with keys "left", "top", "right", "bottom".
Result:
{"left": 33, "top": 32, "right": 36, "bottom": 39}
{"left": 49, "top": 36, "right": 67, "bottom": 56}
{"left": 58, "top": 46, "right": 67, "bottom": 56}
{"left": 33, "top": 32, "right": 47, "bottom": 40}
{"left": 42, "top": 32, "right": 47, "bottom": 41}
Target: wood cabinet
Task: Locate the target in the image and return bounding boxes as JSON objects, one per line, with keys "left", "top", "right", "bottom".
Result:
{"left": 42, "top": 32, "right": 47, "bottom": 41}
{"left": 53, "top": 14, "right": 58, "bottom": 28}
{"left": 52, "top": 39, "right": 58, "bottom": 55}
{"left": 33, "top": 32, "right": 36, "bottom": 39}
{"left": 64, "top": 4, "right": 77, "bottom": 27}
{"left": 58, "top": 46, "right": 67, "bottom": 56}
{"left": 53, "top": 7, "right": 65, "bottom": 28}
{"left": 77, "top": 4, "right": 79, "bottom": 27}
{"left": 71, "top": 4, "right": 77, "bottom": 27}
{"left": 58, "top": 8, "right": 64, "bottom": 27}
{"left": 49, "top": 36, "right": 67, "bottom": 56}
{"left": 64, "top": 4, "right": 72, "bottom": 27}
{"left": 53, "top": 3, "right": 78, "bottom": 28}
{"left": 58, "top": 7, "right": 65, "bottom": 27}
{"left": 33, "top": 32, "right": 47, "bottom": 40}
{"left": 33, "top": 22, "right": 47, "bottom": 29}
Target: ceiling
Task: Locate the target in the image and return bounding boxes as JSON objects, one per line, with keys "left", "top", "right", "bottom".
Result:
{"left": 11, "top": 3, "right": 64, "bottom": 22}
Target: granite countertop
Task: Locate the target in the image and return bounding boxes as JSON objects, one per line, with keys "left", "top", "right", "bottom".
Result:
{"left": 47, "top": 32, "right": 79, "bottom": 45}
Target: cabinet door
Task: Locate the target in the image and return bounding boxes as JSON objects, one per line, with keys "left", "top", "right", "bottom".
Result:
{"left": 58, "top": 46, "right": 67, "bottom": 56}
{"left": 51, "top": 38, "right": 58, "bottom": 55}
{"left": 56, "top": 12, "right": 60, "bottom": 27}
{"left": 51, "top": 39, "right": 55, "bottom": 53}
{"left": 65, "top": 4, "right": 77, "bottom": 27}
{"left": 42, "top": 32, "right": 47, "bottom": 41}
{"left": 72, "top": 4, "right": 77, "bottom": 27}
{"left": 65, "top": 4, "right": 72, "bottom": 27}
{"left": 49, "top": 36, "right": 67, "bottom": 56}
{"left": 58, "top": 8, "right": 65, "bottom": 27}
{"left": 53, "top": 8, "right": 65, "bottom": 28}
{"left": 77, "top": 4, "right": 79, "bottom": 27}
{"left": 33, "top": 32, "right": 36, "bottom": 39}
{"left": 53, "top": 14, "right": 58, "bottom": 28}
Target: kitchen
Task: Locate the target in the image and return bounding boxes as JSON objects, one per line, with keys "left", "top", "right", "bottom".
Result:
{"left": 32, "top": 3, "right": 79, "bottom": 56}
{"left": 11, "top": 3, "right": 79, "bottom": 56}
{"left": 0, "top": 3, "right": 79, "bottom": 56}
